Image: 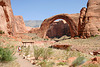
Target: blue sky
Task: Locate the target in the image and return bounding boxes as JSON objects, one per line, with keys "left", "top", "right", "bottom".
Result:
{"left": 11, "top": 0, "right": 88, "bottom": 20}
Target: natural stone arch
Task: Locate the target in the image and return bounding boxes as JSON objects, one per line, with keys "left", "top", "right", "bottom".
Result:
{"left": 40, "top": 14, "right": 78, "bottom": 38}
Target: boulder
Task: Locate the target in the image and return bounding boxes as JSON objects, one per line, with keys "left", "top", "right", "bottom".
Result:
{"left": 91, "top": 57, "right": 100, "bottom": 64}
{"left": 50, "top": 44, "right": 72, "bottom": 50}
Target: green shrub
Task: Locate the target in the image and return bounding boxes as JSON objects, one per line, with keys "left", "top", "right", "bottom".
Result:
{"left": 57, "top": 62, "right": 67, "bottom": 66}
{"left": 70, "top": 57, "right": 86, "bottom": 67}
{"left": 41, "top": 48, "right": 53, "bottom": 60}
{"left": 33, "top": 46, "right": 44, "bottom": 60}
{"left": 82, "top": 64, "right": 100, "bottom": 67}
{"left": 24, "top": 46, "right": 30, "bottom": 56}
{"left": 33, "top": 46, "right": 53, "bottom": 60}
{"left": 38, "top": 60, "right": 54, "bottom": 67}
{"left": 0, "top": 30, "right": 5, "bottom": 34}
{"left": 0, "top": 47, "right": 14, "bottom": 62}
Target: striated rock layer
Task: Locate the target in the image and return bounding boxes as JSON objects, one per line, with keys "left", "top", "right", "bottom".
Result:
{"left": 15, "top": 16, "right": 27, "bottom": 33}
{"left": 79, "top": 0, "right": 100, "bottom": 38}
{"left": 0, "top": 0, "right": 28, "bottom": 35}
{"left": 39, "top": 14, "right": 78, "bottom": 38}
{"left": 0, "top": 0, "right": 16, "bottom": 35}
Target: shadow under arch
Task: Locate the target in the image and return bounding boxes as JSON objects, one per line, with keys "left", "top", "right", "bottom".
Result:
{"left": 40, "top": 14, "right": 78, "bottom": 38}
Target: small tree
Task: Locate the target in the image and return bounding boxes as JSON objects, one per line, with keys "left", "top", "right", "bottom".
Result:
{"left": 33, "top": 46, "right": 44, "bottom": 60}
{"left": 0, "top": 30, "right": 5, "bottom": 34}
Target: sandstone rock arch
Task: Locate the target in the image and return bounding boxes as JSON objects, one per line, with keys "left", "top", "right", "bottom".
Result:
{"left": 40, "top": 14, "right": 78, "bottom": 38}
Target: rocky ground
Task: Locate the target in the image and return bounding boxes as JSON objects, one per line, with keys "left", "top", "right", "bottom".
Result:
{"left": 16, "top": 33, "right": 100, "bottom": 67}
{"left": 0, "top": 33, "right": 100, "bottom": 67}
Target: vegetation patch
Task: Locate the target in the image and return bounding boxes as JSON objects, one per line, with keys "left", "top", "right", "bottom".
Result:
{"left": 82, "top": 64, "right": 100, "bottom": 67}
{"left": 57, "top": 62, "right": 67, "bottom": 66}
{"left": 0, "top": 30, "right": 5, "bottom": 34}
{"left": 38, "top": 60, "right": 54, "bottom": 67}
{"left": 70, "top": 57, "right": 86, "bottom": 67}
{"left": 0, "top": 47, "right": 15, "bottom": 62}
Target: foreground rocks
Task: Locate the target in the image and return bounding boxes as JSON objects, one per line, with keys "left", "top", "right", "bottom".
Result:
{"left": 50, "top": 44, "right": 72, "bottom": 50}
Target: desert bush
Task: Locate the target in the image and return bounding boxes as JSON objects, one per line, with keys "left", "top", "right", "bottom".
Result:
{"left": 38, "top": 60, "right": 54, "bottom": 67}
{"left": 70, "top": 57, "right": 86, "bottom": 67}
{"left": 0, "top": 30, "right": 4, "bottom": 34}
{"left": 64, "top": 50, "right": 91, "bottom": 59}
{"left": 57, "top": 62, "right": 67, "bottom": 66}
{"left": 82, "top": 64, "right": 100, "bottom": 67}
{"left": 33, "top": 46, "right": 53, "bottom": 60}
{"left": 24, "top": 46, "right": 30, "bottom": 56}
{"left": 33, "top": 46, "right": 44, "bottom": 60}
{"left": 0, "top": 47, "right": 14, "bottom": 62}
{"left": 41, "top": 48, "right": 53, "bottom": 60}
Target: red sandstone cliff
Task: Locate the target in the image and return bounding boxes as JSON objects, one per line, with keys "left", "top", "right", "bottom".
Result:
{"left": 0, "top": 0, "right": 28, "bottom": 35}
{"left": 46, "top": 20, "right": 70, "bottom": 38}
{"left": 79, "top": 0, "right": 100, "bottom": 37}
{"left": 15, "top": 16, "right": 27, "bottom": 33}
{"left": 0, "top": 0, "right": 16, "bottom": 35}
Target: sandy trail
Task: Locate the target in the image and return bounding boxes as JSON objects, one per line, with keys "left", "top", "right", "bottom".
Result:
{"left": 15, "top": 53, "right": 39, "bottom": 67}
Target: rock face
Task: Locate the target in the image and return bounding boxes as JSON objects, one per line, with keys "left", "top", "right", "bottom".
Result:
{"left": 15, "top": 16, "right": 27, "bottom": 33}
{"left": 0, "top": 0, "right": 28, "bottom": 35}
{"left": 46, "top": 20, "right": 70, "bottom": 38}
{"left": 39, "top": 14, "right": 78, "bottom": 38}
{"left": 68, "top": 13, "right": 80, "bottom": 25}
{"left": 78, "top": 7, "right": 87, "bottom": 37}
{"left": 0, "top": 0, "right": 16, "bottom": 35}
{"left": 79, "top": 0, "right": 100, "bottom": 37}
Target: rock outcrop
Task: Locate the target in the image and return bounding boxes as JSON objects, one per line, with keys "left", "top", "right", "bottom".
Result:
{"left": 39, "top": 14, "right": 78, "bottom": 38}
{"left": 15, "top": 16, "right": 27, "bottom": 33}
{"left": 68, "top": 13, "right": 80, "bottom": 25}
{"left": 79, "top": 0, "right": 100, "bottom": 37}
{"left": 0, "top": 0, "right": 28, "bottom": 35}
{"left": 0, "top": 0, "right": 16, "bottom": 35}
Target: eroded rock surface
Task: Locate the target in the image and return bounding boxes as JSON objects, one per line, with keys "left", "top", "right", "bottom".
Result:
{"left": 0, "top": 0, "right": 16, "bottom": 35}
{"left": 15, "top": 16, "right": 27, "bottom": 33}
{"left": 39, "top": 14, "right": 78, "bottom": 38}
{"left": 80, "top": 0, "right": 100, "bottom": 37}
{"left": 46, "top": 20, "right": 70, "bottom": 38}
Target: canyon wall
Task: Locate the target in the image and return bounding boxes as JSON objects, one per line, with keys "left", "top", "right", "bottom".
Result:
{"left": 0, "top": 0, "right": 16, "bottom": 35}
{"left": 15, "top": 16, "right": 27, "bottom": 33}
{"left": 79, "top": 0, "right": 100, "bottom": 38}
{"left": 0, "top": 0, "right": 28, "bottom": 35}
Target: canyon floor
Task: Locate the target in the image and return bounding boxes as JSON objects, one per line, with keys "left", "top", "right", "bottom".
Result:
{"left": 0, "top": 33, "right": 100, "bottom": 67}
